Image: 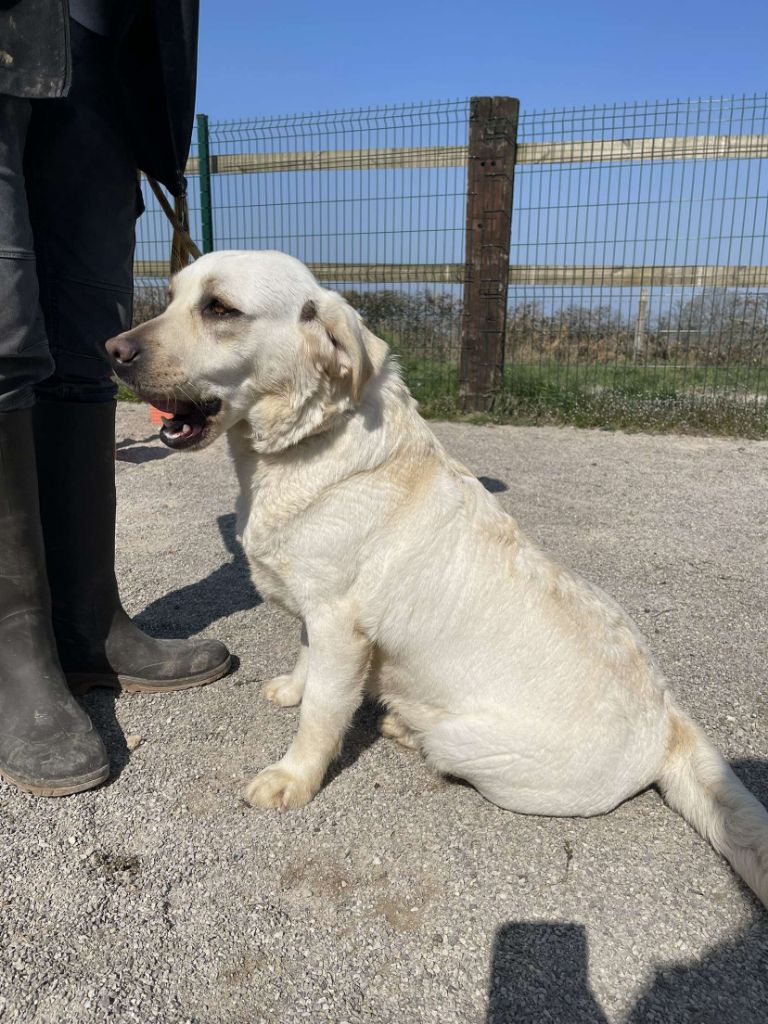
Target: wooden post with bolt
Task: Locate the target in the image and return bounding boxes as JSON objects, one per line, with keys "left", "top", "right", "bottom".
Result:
{"left": 459, "top": 97, "right": 519, "bottom": 411}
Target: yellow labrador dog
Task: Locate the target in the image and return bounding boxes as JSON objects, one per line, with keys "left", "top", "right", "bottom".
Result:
{"left": 107, "top": 251, "right": 768, "bottom": 907}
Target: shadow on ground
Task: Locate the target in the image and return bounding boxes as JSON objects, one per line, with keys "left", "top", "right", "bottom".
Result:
{"left": 135, "top": 513, "right": 261, "bottom": 638}
{"left": 80, "top": 510, "right": 260, "bottom": 778}
{"left": 323, "top": 698, "right": 383, "bottom": 788}
{"left": 486, "top": 760, "right": 768, "bottom": 1024}
{"left": 487, "top": 914, "right": 768, "bottom": 1024}
{"left": 80, "top": 689, "right": 131, "bottom": 783}
{"left": 116, "top": 445, "right": 172, "bottom": 464}
{"left": 116, "top": 434, "right": 156, "bottom": 449}
{"left": 116, "top": 433, "right": 173, "bottom": 464}
{"left": 478, "top": 476, "right": 509, "bottom": 493}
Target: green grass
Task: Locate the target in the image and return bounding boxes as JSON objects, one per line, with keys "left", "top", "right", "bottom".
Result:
{"left": 116, "top": 381, "right": 142, "bottom": 403}
{"left": 395, "top": 356, "right": 768, "bottom": 438}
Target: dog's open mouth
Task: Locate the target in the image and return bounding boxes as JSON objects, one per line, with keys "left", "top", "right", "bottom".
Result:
{"left": 150, "top": 397, "right": 222, "bottom": 450}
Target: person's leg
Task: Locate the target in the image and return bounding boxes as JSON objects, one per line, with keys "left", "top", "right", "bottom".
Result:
{"left": 0, "top": 97, "right": 54, "bottom": 412}
{"left": 26, "top": 22, "right": 230, "bottom": 692}
{"left": 0, "top": 93, "right": 108, "bottom": 796}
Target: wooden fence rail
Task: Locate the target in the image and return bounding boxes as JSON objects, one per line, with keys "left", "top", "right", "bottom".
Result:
{"left": 134, "top": 260, "right": 768, "bottom": 290}
{"left": 180, "top": 133, "right": 768, "bottom": 177}
{"left": 136, "top": 98, "right": 768, "bottom": 410}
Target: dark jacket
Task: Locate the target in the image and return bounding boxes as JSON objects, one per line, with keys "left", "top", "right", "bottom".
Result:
{"left": 0, "top": 0, "right": 199, "bottom": 196}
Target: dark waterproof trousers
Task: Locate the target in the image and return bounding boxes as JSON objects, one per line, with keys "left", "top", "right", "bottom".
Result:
{"left": 0, "top": 22, "right": 139, "bottom": 411}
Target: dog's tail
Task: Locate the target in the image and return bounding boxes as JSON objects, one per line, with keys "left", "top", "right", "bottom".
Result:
{"left": 658, "top": 698, "right": 768, "bottom": 908}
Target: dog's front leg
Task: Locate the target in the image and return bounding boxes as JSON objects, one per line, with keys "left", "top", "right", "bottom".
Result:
{"left": 244, "top": 608, "right": 369, "bottom": 810}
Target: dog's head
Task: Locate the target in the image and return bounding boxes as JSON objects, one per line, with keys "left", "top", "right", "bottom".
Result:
{"left": 107, "top": 251, "right": 387, "bottom": 453}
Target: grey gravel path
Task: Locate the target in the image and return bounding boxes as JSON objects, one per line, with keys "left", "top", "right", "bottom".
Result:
{"left": 1, "top": 405, "right": 766, "bottom": 1024}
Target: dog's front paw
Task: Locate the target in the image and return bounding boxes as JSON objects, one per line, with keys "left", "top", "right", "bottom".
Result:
{"left": 243, "top": 765, "right": 317, "bottom": 810}
{"left": 261, "top": 674, "right": 304, "bottom": 707}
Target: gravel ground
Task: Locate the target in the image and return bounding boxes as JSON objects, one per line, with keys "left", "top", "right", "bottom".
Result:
{"left": 1, "top": 404, "right": 767, "bottom": 1024}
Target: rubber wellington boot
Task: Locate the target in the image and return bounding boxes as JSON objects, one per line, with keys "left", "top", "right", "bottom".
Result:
{"left": 0, "top": 410, "right": 109, "bottom": 796}
{"left": 32, "top": 399, "right": 231, "bottom": 694}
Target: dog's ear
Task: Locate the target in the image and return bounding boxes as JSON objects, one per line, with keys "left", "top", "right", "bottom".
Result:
{"left": 299, "top": 292, "right": 375, "bottom": 403}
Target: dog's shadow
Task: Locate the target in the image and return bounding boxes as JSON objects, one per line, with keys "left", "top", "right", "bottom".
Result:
{"left": 116, "top": 433, "right": 173, "bottom": 464}
{"left": 323, "top": 698, "right": 383, "bottom": 785}
{"left": 134, "top": 512, "right": 261, "bottom": 638}
{"left": 478, "top": 476, "right": 508, "bottom": 493}
{"left": 84, "top": 512, "right": 258, "bottom": 781}
{"left": 116, "top": 445, "right": 172, "bottom": 464}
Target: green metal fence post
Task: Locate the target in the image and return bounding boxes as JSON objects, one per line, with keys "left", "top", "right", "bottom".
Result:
{"left": 196, "top": 113, "right": 214, "bottom": 254}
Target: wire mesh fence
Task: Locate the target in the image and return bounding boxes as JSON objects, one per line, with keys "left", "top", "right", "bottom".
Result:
{"left": 134, "top": 94, "right": 768, "bottom": 434}
{"left": 509, "top": 95, "right": 768, "bottom": 432}
{"left": 135, "top": 100, "right": 469, "bottom": 405}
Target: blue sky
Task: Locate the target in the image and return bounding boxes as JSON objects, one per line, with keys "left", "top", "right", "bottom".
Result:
{"left": 197, "top": 0, "right": 767, "bottom": 121}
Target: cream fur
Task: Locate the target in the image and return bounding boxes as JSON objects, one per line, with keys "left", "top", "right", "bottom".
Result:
{"left": 112, "top": 250, "right": 768, "bottom": 908}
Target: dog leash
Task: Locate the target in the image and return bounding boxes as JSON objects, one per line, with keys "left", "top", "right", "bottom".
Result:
{"left": 145, "top": 176, "right": 202, "bottom": 273}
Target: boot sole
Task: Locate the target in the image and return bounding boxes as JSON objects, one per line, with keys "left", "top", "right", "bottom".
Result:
{"left": 67, "top": 654, "right": 232, "bottom": 695}
{"left": 0, "top": 763, "right": 109, "bottom": 798}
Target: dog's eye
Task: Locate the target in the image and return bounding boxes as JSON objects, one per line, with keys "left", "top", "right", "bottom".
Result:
{"left": 205, "top": 299, "right": 240, "bottom": 318}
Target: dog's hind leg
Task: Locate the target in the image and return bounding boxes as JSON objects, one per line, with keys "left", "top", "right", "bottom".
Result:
{"left": 420, "top": 710, "right": 662, "bottom": 818}
{"left": 262, "top": 623, "right": 309, "bottom": 707}
{"left": 379, "top": 712, "right": 419, "bottom": 749}
{"left": 366, "top": 653, "right": 420, "bottom": 750}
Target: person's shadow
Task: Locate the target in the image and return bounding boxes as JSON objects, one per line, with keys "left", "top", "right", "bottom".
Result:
{"left": 486, "top": 760, "right": 768, "bottom": 1024}
{"left": 487, "top": 921, "right": 607, "bottom": 1024}
{"left": 624, "top": 917, "right": 768, "bottom": 1024}
{"left": 134, "top": 512, "right": 261, "bottom": 639}
{"left": 487, "top": 912, "right": 767, "bottom": 1024}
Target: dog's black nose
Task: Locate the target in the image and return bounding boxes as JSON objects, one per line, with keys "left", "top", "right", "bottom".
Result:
{"left": 106, "top": 334, "right": 141, "bottom": 365}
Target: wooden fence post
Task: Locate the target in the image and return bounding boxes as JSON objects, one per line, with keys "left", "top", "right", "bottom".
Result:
{"left": 459, "top": 97, "right": 519, "bottom": 411}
